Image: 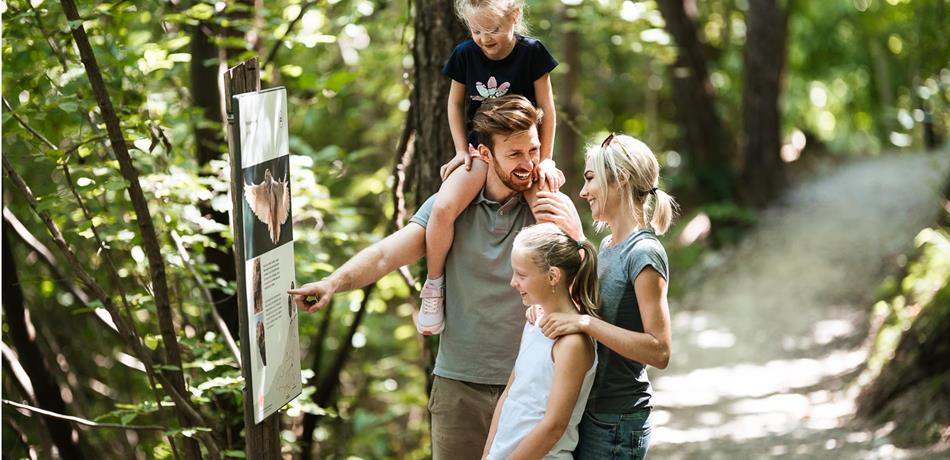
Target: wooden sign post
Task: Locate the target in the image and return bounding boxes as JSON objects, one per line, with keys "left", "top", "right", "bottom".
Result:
{"left": 223, "top": 57, "right": 282, "bottom": 458}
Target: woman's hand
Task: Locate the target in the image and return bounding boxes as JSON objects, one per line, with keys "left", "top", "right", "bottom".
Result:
{"left": 533, "top": 191, "right": 583, "bottom": 241}
{"left": 538, "top": 312, "right": 586, "bottom": 339}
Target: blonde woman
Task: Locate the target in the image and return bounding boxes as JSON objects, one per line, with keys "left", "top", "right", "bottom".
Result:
{"left": 531, "top": 134, "right": 677, "bottom": 459}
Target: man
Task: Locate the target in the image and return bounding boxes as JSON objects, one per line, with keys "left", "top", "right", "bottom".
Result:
{"left": 290, "top": 95, "right": 581, "bottom": 458}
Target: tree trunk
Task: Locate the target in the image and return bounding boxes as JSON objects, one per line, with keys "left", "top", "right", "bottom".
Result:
{"left": 657, "top": 0, "right": 735, "bottom": 202}
{"left": 224, "top": 0, "right": 262, "bottom": 65}
{"left": 557, "top": 5, "right": 582, "bottom": 200}
{"left": 3, "top": 231, "right": 86, "bottom": 459}
{"left": 58, "top": 1, "right": 201, "bottom": 457}
{"left": 409, "top": 0, "right": 469, "bottom": 204}
{"left": 299, "top": 285, "right": 374, "bottom": 460}
{"left": 739, "top": 0, "right": 788, "bottom": 206}
{"left": 191, "top": 19, "right": 240, "bottom": 337}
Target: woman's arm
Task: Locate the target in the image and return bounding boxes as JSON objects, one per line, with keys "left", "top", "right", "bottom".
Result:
{"left": 539, "top": 267, "right": 672, "bottom": 369}
{"left": 483, "top": 370, "right": 517, "bottom": 459}
{"left": 508, "top": 334, "right": 593, "bottom": 460}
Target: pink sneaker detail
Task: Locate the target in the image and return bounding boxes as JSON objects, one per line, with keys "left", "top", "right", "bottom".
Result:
{"left": 417, "top": 282, "right": 445, "bottom": 335}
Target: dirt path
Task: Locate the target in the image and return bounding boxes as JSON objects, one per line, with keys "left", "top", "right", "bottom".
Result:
{"left": 650, "top": 153, "right": 949, "bottom": 459}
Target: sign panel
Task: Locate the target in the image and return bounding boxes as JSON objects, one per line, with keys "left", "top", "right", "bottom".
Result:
{"left": 232, "top": 87, "right": 302, "bottom": 423}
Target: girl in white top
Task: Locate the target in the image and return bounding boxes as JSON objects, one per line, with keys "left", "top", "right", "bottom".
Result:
{"left": 483, "top": 223, "right": 599, "bottom": 459}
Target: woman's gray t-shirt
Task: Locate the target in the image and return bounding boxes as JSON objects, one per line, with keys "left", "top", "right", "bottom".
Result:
{"left": 586, "top": 229, "right": 669, "bottom": 414}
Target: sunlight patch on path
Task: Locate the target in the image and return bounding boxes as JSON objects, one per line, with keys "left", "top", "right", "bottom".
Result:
{"left": 653, "top": 349, "right": 866, "bottom": 410}
{"left": 651, "top": 153, "right": 950, "bottom": 458}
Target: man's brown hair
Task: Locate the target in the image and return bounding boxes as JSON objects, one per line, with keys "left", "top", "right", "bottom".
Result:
{"left": 472, "top": 95, "right": 544, "bottom": 151}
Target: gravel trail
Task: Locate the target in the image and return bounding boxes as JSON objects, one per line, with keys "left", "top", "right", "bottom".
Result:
{"left": 650, "top": 153, "right": 949, "bottom": 459}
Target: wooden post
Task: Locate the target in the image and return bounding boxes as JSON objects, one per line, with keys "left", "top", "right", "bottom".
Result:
{"left": 223, "top": 57, "right": 282, "bottom": 458}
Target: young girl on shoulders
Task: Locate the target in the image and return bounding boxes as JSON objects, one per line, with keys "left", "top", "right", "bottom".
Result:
{"left": 416, "top": 0, "right": 563, "bottom": 335}
{"left": 483, "top": 223, "right": 598, "bottom": 459}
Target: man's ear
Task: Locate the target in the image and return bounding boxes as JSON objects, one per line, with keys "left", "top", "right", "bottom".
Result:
{"left": 478, "top": 144, "right": 493, "bottom": 161}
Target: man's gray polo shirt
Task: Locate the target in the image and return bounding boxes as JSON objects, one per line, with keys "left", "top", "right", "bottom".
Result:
{"left": 410, "top": 190, "right": 535, "bottom": 385}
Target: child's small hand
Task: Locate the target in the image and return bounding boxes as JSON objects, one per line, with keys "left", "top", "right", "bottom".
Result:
{"left": 440, "top": 144, "right": 478, "bottom": 181}
{"left": 525, "top": 305, "right": 543, "bottom": 325}
{"left": 536, "top": 159, "right": 564, "bottom": 192}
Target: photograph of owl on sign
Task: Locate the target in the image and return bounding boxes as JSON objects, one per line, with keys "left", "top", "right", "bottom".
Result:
{"left": 242, "top": 154, "right": 293, "bottom": 260}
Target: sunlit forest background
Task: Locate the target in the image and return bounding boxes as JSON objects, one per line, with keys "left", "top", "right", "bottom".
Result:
{"left": 2, "top": 0, "right": 948, "bottom": 458}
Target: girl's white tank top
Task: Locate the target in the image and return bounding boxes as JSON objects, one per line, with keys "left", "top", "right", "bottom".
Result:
{"left": 487, "top": 320, "right": 597, "bottom": 460}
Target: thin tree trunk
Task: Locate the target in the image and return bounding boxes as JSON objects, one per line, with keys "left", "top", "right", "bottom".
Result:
{"left": 407, "top": 1, "right": 468, "bottom": 423}
{"left": 739, "top": 0, "right": 788, "bottom": 206}
{"left": 3, "top": 358, "right": 57, "bottom": 459}
{"left": 558, "top": 5, "right": 582, "bottom": 200}
{"left": 191, "top": 19, "right": 240, "bottom": 337}
{"left": 299, "top": 285, "right": 375, "bottom": 460}
{"left": 3, "top": 232, "right": 86, "bottom": 459}
{"left": 48, "top": 4, "right": 202, "bottom": 458}
{"left": 224, "top": 0, "right": 262, "bottom": 64}
{"left": 657, "top": 0, "right": 735, "bottom": 202}
{"left": 189, "top": 20, "right": 248, "bottom": 449}
{"left": 1, "top": 208, "right": 119, "bottom": 334}
{"left": 3, "top": 158, "right": 220, "bottom": 458}
{"left": 409, "top": 0, "right": 469, "bottom": 204}
{"left": 297, "top": 302, "right": 334, "bottom": 459}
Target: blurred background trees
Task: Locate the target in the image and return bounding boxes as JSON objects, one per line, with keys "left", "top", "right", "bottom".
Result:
{"left": 2, "top": 0, "right": 947, "bottom": 458}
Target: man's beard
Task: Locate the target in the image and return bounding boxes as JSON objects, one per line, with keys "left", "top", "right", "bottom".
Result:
{"left": 491, "top": 157, "right": 534, "bottom": 192}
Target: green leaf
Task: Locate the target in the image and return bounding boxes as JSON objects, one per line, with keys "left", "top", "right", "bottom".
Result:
{"left": 186, "top": 3, "right": 214, "bottom": 20}
{"left": 223, "top": 451, "right": 246, "bottom": 458}
{"left": 144, "top": 335, "right": 160, "bottom": 350}
{"left": 120, "top": 412, "right": 138, "bottom": 425}
{"left": 324, "top": 71, "right": 355, "bottom": 92}
{"left": 103, "top": 177, "right": 130, "bottom": 191}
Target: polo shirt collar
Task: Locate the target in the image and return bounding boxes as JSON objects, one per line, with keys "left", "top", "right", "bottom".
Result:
{"left": 474, "top": 188, "right": 525, "bottom": 207}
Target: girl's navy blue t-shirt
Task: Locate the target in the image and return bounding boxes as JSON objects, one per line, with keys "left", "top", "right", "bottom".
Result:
{"left": 442, "top": 35, "right": 558, "bottom": 145}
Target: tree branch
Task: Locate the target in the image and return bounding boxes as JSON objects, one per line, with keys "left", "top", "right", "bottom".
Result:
{"left": 2, "top": 97, "right": 59, "bottom": 150}
{"left": 2, "top": 236, "right": 87, "bottom": 459}
{"left": 388, "top": 99, "right": 420, "bottom": 296}
{"left": 263, "top": 0, "right": 321, "bottom": 68}
{"left": 169, "top": 230, "right": 242, "bottom": 366}
{"left": 27, "top": 0, "right": 70, "bottom": 69}
{"left": 56, "top": 1, "right": 201, "bottom": 456}
{"left": 1, "top": 343, "right": 37, "bottom": 402}
{"left": 60, "top": 158, "right": 142, "bottom": 331}
{"left": 2, "top": 156, "right": 216, "bottom": 458}
{"left": 3, "top": 399, "right": 167, "bottom": 431}
{"left": 2, "top": 208, "right": 96, "bottom": 308}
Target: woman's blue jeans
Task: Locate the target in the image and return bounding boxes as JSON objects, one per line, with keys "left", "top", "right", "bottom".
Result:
{"left": 573, "top": 408, "right": 652, "bottom": 460}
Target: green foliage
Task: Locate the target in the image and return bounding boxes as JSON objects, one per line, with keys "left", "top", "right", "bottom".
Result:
{"left": 3, "top": 0, "right": 948, "bottom": 457}
{"left": 867, "top": 227, "right": 950, "bottom": 375}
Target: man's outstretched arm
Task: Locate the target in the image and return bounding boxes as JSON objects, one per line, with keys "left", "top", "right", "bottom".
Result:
{"left": 290, "top": 223, "right": 426, "bottom": 312}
